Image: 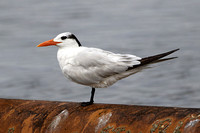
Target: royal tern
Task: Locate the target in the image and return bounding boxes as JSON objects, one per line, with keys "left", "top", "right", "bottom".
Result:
{"left": 37, "top": 32, "right": 179, "bottom": 106}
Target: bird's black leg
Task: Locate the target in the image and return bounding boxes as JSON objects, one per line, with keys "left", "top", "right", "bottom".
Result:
{"left": 81, "top": 88, "right": 95, "bottom": 107}
{"left": 90, "top": 87, "right": 95, "bottom": 103}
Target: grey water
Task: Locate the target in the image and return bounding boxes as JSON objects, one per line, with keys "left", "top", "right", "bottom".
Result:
{"left": 0, "top": 0, "right": 200, "bottom": 108}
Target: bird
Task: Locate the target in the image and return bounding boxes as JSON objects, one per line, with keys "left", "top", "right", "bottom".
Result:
{"left": 37, "top": 32, "right": 179, "bottom": 106}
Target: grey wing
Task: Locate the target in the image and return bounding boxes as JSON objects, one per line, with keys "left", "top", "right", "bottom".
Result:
{"left": 66, "top": 48, "right": 141, "bottom": 85}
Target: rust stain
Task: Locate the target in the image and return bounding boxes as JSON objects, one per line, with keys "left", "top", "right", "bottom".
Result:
{"left": 47, "top": 109, "right": 69, "bottom": 133}
{"left": 95, "top": 112, "right": 112, "bottom": 132}
{"left": 150, "top": 118, "right": 172, "bottom": 133}
{"left": 21, "top": 115, "right": 35, "bottom": 133}
{"left": 2, "top": 109, "right": 16, "bottom": 121}
{"left": 183, "top": 114, "right": 200, "bottom": 133}
{"left": 100, "top": 125, "right": 127, "bottom": 133}
{"left": 0, "top": 99, "right": 200, "bottom": 133}
{"left": 173, "top": 121, "right": 183, "bottom": 133}
{"left": 81, "top": 109, "right": 112, "bottom": 133}
{"left": 8, "top": 127, "right": 15, "bottom": 133}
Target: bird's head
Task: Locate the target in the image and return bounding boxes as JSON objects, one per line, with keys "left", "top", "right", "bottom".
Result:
{"left": 37, "top": 32, "right": 82, "bottom": 48}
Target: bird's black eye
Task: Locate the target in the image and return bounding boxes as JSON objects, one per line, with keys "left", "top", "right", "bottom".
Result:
{"left": 61, "top": 36, "right": 67, "bottom": 40}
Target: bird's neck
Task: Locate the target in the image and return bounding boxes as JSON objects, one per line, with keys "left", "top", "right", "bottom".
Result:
{"left": 57, "top": 46, "right": 81, "bottom": 60}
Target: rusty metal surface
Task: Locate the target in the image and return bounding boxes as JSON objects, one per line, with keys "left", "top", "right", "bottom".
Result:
{"left": 0, "top": 99, "right": 200, "bottom": 133}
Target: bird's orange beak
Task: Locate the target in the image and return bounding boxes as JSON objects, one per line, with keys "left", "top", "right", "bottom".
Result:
{"left": 37, "top": 39, "right": 61, "bottom": 47}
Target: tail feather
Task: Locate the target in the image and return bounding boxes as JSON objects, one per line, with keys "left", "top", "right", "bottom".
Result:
{"left": 128, "top": 49, "right": 179, "bottom": 70}
{"left": 150, "top": 56, "right": 178, "bottom": 64}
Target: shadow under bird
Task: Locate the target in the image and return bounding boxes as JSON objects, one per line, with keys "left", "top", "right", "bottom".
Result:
{"left": 37, "top": 32, "right": 179, "bottom": 106}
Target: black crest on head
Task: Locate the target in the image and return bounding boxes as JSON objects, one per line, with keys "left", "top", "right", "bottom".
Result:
{"left": 68, "top": 34, "right": 82, "bottom": 47}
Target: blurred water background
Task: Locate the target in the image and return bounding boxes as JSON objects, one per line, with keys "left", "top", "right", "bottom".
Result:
{"left": 0, "top": 0, "right": 200, "bottom": 108}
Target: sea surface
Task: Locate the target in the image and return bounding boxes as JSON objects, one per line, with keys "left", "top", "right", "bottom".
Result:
{"left": 0, "top": 0, "right": 200, "bottom": 108}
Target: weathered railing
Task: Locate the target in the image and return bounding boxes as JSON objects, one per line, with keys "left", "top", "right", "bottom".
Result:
{"left": 0, "top": 98, "right": 200, "bottom": 133}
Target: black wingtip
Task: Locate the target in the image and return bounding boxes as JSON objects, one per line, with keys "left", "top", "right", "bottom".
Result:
{"left": 167, "top": 48, "right": 180, "bottom": 54}
{"left": 151, "top": 48, "right": 179, "bottom": 58}
{"left": 141, "top": 48, "right": 179, "bottom": 63}
{"left": 152, "top": 56, "right": 178, "bottom": 64}
{"left": 128, "top": 48, "right": 179, "bottom": 70}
